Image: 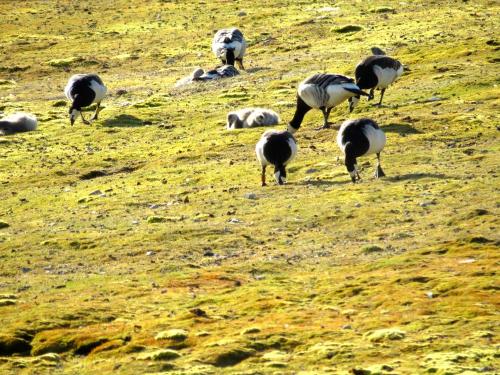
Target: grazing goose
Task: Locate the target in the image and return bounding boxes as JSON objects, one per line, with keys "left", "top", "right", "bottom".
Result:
{"left": 256, "top": 130, "right": 297, "bottom": 186}
{"left": 0, "top": 113, "right": 37, "bottom": 135}
{"left": 288, "top": 74, "right": 369, "bottom": 133}
{"left": 227, "top": 108, "right": 280, "bottom": 129}
{"left": 336, "top": 118, "right": 386, "bottom": 183}
{"left": 355, "top": 49, "right": 403, "bottom": 106}
{"left": 191, "top": 65, "right": 240, "bottom": 81}
{"left": 64, "top": 74, "right": 107, "bottom": 125}
{"left": 212, "top": 28, "right": 247, "bottom": 70}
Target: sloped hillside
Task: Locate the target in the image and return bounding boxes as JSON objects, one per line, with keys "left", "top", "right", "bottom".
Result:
{"left": 0, "top": 0, "right": 498, "bottom": 373}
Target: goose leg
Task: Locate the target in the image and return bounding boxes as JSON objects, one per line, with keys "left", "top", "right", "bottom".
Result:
{"left": 374, "top": 89, "right": 386, "bottom": 107}
{"left": 90, "top": 102, "right": 102, "bottom": 121}
{"left": 80, "top": 112, "right": 90, "bottom": 125}
{"left": 261, "top": 166, "right": 267, "bottom": 186}
{"left": 355, "top": 164, "right": 361, "bottom": 180}
{"left": 316, "top": 107, "right": 332, "bottom": 130}
{"left": 375, "top": 153, "right": 385, "bottom": 178}
{"left": 237, "top": 59, "right": 245, "bottom": 70}
{"left": 369, "top": 89, "right": 375, "bottom": 100}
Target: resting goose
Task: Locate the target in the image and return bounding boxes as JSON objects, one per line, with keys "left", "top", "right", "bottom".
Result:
{"left": 227, "top": 108, "right": 280, "bottom": 129}
{"left": 0, "top": 113, "right": 37, "bottom": 135}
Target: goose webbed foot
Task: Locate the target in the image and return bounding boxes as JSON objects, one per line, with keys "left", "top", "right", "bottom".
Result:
{"left": 375, "top": 166, "right": 386, "bottom": 179}
{"left": 315, "top": 123, "right": 331, "bottom": 131}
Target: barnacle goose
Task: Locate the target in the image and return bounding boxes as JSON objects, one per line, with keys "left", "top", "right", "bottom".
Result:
{"left": 288, "top": 74, "right": 369, "bottom": 133}
{"left": 336, "top": 118, "right": 386, "bottom": 183}
{"left": 212, "top": 28, "right": 247, "bottom": 70}
{"left": 191, "top": 65, "right": 240, "bottom": 81}
{"left": 256, "top": 130, "right": 297, "bottom": 186}
{"left": 64, "top": 74, "right": 107, "bottom": 125}
{"left": 0, "top": 113, "right": 37, "bottom": 135}
{"left": 355, "top": 49, "right": 403, "bottom": 106}
{"left": 227, "top": 108, "right": 280, "bottom": 129}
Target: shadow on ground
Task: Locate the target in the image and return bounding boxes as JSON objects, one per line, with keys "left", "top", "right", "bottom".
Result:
{"left": 103, "top": 114, "right": 144, "bottom": 127}
{"left": 386, "top": 173, "right": 448, "bottom": 181}
{"left": 382, "top": 123, "right": 422, "bottom": 135}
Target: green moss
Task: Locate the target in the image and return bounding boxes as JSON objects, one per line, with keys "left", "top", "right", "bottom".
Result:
{"left": 205, "top": 346, "right": 255, "bottom": 367}
{"left": 361, "top": 245, "right": 384, "bottom": 254}
{"left": 0, "top": 0, "right": 498, "bottom": 374}
{"left": 366, "top": 328, "right": 406, "bottom": 342}
{"left": 47, "top": 57, "right": 84, "bottom": 68}
{"left": 240, "top": 327, "right": 261, "bottom": 335}
{"left": 137, "top": 348, "right": 181, "bottom": 360}
{"left": 333, "top": 25, "right": 363, "bottom": 33}
{"left": 155, "top": 329, "right": 188, "bottom": 341}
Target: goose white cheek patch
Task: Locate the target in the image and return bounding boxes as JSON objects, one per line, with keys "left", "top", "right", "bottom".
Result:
{"left": 70, "top": 109, "right": 79, "bottom": 121}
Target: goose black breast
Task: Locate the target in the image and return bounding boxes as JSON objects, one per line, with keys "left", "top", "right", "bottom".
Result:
{"left": 339, "top": 118, "right": 381, "bottom": 157}
{"left": 263, "top": 133, "right": 294, "bottom": 165}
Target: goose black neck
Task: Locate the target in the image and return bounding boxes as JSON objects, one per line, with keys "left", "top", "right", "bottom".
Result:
{"left": 289, "top": 95, "right": 311, "bottom": 131}
{"left": 226, "top": 48, "right": 235, "bottom": 66}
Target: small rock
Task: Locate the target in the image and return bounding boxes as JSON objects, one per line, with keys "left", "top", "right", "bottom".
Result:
{"left": 203, "top": 250, "right": 214, "bottom": 257}
{"left": 419, "top": 201, "right": 435, "bottom": 207}
{"left": 146, "top": 251, "right": 156, "bottom": 256}
{"left": 305, "top": 168, "right": 318, "bottom": 174}
{"left": 0, "top": 221, "right": 9, "bottom": 229}
{"left": 354, "top": 203, "right": 362, "bottom": 208}
{"left": 195, "top": 331, "right": 211, "bottom": 337}
{"left": 37, "top": 353, "right": 61, "bottom": 362}
{"left": 89, "top": 190, "right": 104, "bottom": 196}
{"left": 342, "top": 324, "right": 352, "bottom": 330}
{"left": 228, "top": 218, "right": 241, "bottom": 223}
{"left": 458, "top": 258, "right": 476, "bottom": 264}
{"left": 237, "top": 11, "right": 247, "bottom": 16}
{"left": 244, "top": 193, "right": 257, "bottom": 200}
{"left": 190, "top": 308, "right": 208, "bottom": 317}
{"left": 115, "top": 89, "right": 128, "bottom": 96}
{"left": 426, "top": 291, "right": 435, "bottom": 299}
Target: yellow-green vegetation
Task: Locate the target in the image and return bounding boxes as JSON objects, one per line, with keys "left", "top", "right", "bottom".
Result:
{"left": 0, "top": 0, "right": 499, "bottom": 373}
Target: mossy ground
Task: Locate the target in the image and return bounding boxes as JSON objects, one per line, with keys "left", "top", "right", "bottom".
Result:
{"left": 0, "top": 0, "right": 499, "bottom": 373}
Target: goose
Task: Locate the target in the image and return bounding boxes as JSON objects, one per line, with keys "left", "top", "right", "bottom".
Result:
{"left": 355, "top": 49, "right": 403, "bottom": 106}
{"left": 0, "top": 113, "right": 37, "bottom": 135}
{"left": 227, "top": 108, "right": 280, "bottom": 129}
{"left": 64, "top": 74, "right": 107, "bottom": 125}
{"left": 288, "top": 74, "right": 369, "bottom": 133}
{"left": 191, "top": 65, "right": 239, "bottom": 81}
{"left": 256, "top": 130, "right": 297, "bottom": 186}
{"left": 336, "top": 118, "right": 386, "bottom": 183}
{"left": 212, "top": 28, "right": 247, "bottom": 70}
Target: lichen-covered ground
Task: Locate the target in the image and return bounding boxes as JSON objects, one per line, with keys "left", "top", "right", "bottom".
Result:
{"left": 0, "top": 0, "right": 499, "bottom": 374}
